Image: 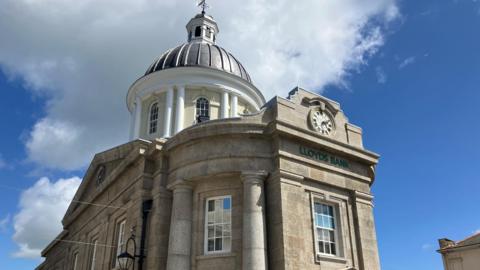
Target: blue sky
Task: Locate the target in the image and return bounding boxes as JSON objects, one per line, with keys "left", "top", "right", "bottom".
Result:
{"left": 0, "top": 0, "right": 479, "bottom": 269}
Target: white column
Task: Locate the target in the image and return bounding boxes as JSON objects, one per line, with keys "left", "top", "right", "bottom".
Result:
{"left": 129, "top": 103, "right": 136, "bottom": 140}
{"left": 241, "top": 171, "right": 268, "bottom": 270}
{"left": 221, "top": 91, "right": 229, "bottom": 118}
{"left": 163, "top": 87, "right": 174, "bottom": 138}
{"left": 230, "top": 95, "right": 238, "bottom": 117}
{"left": 166, "top": 181, "right": 193, "bottom": 270}
{"left": 174, "top": 86, "right": 185, "bottom": 134}
{"left": 133, "top": 96, "right": 142, "bottom": 139}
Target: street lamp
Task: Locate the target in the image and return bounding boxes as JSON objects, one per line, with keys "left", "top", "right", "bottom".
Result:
{"left": 117, "top": 233, "right": 140, "bottom": 270}
{"left": 116, "top": 200, "right": 152, "bottom": 270}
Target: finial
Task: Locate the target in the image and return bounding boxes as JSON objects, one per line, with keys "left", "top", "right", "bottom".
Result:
{"left": 197, "top": 0, "right": 209, "bottom": 14}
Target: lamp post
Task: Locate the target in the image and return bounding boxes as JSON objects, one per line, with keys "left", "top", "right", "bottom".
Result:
{"left": 117, "top": 233, "right": 142, "bottom": 270}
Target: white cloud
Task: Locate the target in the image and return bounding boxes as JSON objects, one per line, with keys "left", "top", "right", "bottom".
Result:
{"left": 376, "top": 66, "right": 387, "bottom": 84}
{"left": 0, "top": 214, "right": 10, "bottom": 232}
{"left": 399, "top": 56, "right": 416, "bottom": 69}
{"left": 0, "top": 155, "right": 6, "bottom": 169}
{"left": 12, "top": 177, "right": 81, "bottom": 259}
{"left": 0, "top": 0, "right": 399, "bottom": 170}
{"left": 26, "top": 119, "right": 87, "bottom": 170}
{"left": 421, "top": 243, "right": 433, "bottom": 251}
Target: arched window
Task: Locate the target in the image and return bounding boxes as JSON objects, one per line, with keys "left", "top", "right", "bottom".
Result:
{"left": 195, "top": 26, "right": 202, "bottom": 37}
{"left": 196, "top": 97, "right": 210, "bottom": 123}
{"left": 149, "top": 102, "right": 159, "bottom": 134}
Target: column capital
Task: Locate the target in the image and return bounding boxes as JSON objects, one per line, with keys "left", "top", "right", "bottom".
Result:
{"left": 167, "top": 179, "right": 193, "bottom": 192}
{"left": 354, "top": 190, "right": 374, "bottom": 207}
{"left": 240, "top": 171, "right": 268, "bottom": 183}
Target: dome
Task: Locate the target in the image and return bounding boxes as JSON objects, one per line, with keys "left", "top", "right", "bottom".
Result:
{"left": 145, "top": 42, "right": 252, "bottom": 83}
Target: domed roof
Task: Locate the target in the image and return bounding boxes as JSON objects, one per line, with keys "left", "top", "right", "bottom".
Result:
{"left": 145, "top": 42, "right": 252, "bottom": 83}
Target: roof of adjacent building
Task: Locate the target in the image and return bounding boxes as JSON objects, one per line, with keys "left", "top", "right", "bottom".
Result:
{"left": 439, "top": 232, "right": 480, "bottom": 252}
{"left": 145, "top": 42, "right": 252, "bottom": 83}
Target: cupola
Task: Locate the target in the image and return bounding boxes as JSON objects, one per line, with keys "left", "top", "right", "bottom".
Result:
{"left": 186, "top": 12, "right": 219, "bottom": 44}
{"left": 126, "top": 10, "right": 266, "bottom": 141}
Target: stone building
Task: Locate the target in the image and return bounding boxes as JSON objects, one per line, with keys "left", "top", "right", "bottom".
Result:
{"left": 37, "top": 10, "right": 381, "bottom": 270}
{"left": 438, "top": 233, "right": 480, "bottom": 270}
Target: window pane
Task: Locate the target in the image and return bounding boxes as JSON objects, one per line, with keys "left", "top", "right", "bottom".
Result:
{"left": 325, "top": 242, "right": 331, "bottom": 254}
{"left": 208, "top": 239, "right": 214, "bottom": 251}
{"left": 208, "top": 200, "right": 215, "bottom": 212}
{"left": 317, "top": 228, "right": 323, "bottom": 240}
{"left": 224, "top": 209, "right": 231, "bottom": 223}
{"left": 215, "top": 210, "right": 222, "bottom": 223}
{"left": 315, "top": 214, "right": 321, "bottom": 227}
{"left": 331, "top": 243, "right": 336, "bottom": 255}
{"left": 215, "top": 225, "right": 222, "bottom": 237}
{"left": 318, "top": 242, "right": 324, "bottom": 253}
{"left": 207, "top": 212, "right": 214, "bottom": 224}
{"left": 215, "top": 199, "right": 221, "bottom": 211}
{"left": 224, "top": 224, "right": 231, "bottom": 237}
{"left": 208, "top": 226, "right": 214, "bottom": 238}
{"left": 321, "top": 216, "right": 327, "bottom": 228}
{"left": 215, "top": 238, "right": 222, "bottom": 251}
{"left": 328, "top": 205, "right": 333, "bottom": 216}
{"left": 329, "top": 231, "right": 335, "bottom": 242}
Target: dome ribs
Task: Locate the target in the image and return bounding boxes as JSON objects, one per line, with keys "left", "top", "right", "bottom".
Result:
{"left": 165, "top": 46, "right": 182, "bottom": 68}
{"left": 144, "top": 42, "right": 252, "bottom": 83}
{"left": 176, "top": 43, "right": 188, "bottom": 67}
{"left": 210, "top": 45, "right": 223, "bottom": 70}
{"left": 219, "top": 47, "right": 233, "bottom": 73}
{"left": 228, "top": 52, "right": 242, "bottom": 78}
{"left": 183, "top": 43, "right": 194, "bottom": 66}
{"left": 199, "top": 43, "right": 210, "bottom": 67}
{"left": 186, "top": 43, "right": 200, "bottom": 66}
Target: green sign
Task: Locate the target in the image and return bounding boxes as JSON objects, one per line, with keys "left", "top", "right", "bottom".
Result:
{"left": 299, "top": 145, "right": 349, "bottom": 169}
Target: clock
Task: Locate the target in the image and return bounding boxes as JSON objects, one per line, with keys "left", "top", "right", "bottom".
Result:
{"left": 309, "top": 109, "right": 334, "bottom": 136}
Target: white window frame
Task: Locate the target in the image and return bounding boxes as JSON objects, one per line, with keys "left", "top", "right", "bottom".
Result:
{"left": 311, "top": 196, "right": 341, "bottom": 259}
{"left": 195, "top": 97, "right": 210, "bottom": 122}
{"left": 72, "top": 252, "right": 79, "bottom": 270}
{"left": 90, "top": 239, "right": 98, "bottom": 270}
{"left": 114, "top": 220, "right": 126, "bottom": 268}
{"left": 148, "top": 102, "right": 159, "bottom": 134}
{"left": 204, "top": 195, "right": 232, "bottom": 255}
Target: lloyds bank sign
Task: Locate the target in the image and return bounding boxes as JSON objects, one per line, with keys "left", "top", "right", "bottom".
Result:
{"left": 299, "top": 145, "right": 349, "bottom": 169}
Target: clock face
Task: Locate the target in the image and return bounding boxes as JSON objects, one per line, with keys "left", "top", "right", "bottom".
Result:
{"left": 311, "top": 110, "right": 333, "bottom": 135}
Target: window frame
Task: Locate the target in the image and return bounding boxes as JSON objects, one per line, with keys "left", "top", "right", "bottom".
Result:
{"left": 195, "top": 97, "right": 210, "bottom": 123}
{"left": 204, "top": 195, "right": 232, "bottom": 255}
{"left": 310, "top": 195, "right": 342, "bottom": 260}
{"left": 72, "top": 252, "right": 79, "bottom": 270}
{"left": 90, "top": 238, "right": 99, "bottom": 270}
{"left": 148, "top": 102, "right": 159, "bottom": 134}
{"left": 114, "top": 220, "right": 127, "bottom": 268}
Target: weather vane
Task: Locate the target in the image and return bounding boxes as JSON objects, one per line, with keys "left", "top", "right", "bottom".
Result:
{"left": 197, "top": 0, "right": 209, "bottom": 14}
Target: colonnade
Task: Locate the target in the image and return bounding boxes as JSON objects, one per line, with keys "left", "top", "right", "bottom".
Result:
{"left": 130, "top": 85, "right": 240, "bottom": 140}
{"left": 165, "top": 171, "right": 268, "bottom": 270}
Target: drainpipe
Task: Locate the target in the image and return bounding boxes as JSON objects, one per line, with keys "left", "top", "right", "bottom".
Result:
{"left": 138, "top": 199, "right": 153, "bottom": 270}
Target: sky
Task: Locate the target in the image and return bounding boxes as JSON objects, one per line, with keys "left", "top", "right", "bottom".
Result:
{"left": 0, "top": 0, "right": 479, "bottom": 269}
